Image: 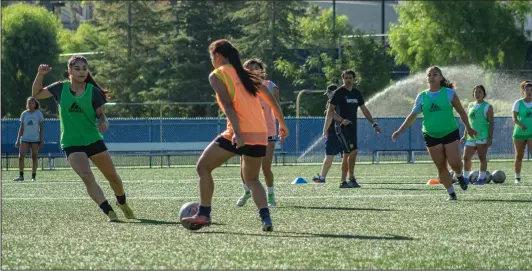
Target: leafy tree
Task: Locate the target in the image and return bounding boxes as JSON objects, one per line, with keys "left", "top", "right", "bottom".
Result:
{"left": 276, "top": 6, "right": 393, "bottom": 116}
{"left": 388, "top": 1, "right": 531, "bottom": 71}
{"left": 1, "top": 3, "right": 62, "bottom": 117}
{"left": 88, "top": 1, "right": 165, "bottom": 117}
{"left": 231, "top": 0, "right": 307, "bottom": 113}
{"left": 145, "top": 0, "right": 244, "bottom": 117}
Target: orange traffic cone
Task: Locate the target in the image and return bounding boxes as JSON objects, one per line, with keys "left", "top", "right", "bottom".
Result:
{"left": 426, "top": 179, "right": 440, "bottom": 185}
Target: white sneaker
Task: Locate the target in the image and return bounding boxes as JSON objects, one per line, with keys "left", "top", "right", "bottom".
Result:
{"left": 236, "top": 192, "right": 251, "bottom": 207}
{"left": 267, "top": 193, "right": 277, "bottom": 207}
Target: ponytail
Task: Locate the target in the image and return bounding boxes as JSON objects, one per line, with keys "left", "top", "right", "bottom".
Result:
{"left": 209, "top": 39, "right": 262, "bottom": 96}
{"left": 440, "top": 76, "right": 456, "bottom": 89}
{"left": 227, "top": 47, "right": 261, "bottom": 96}
{"left": 85, "top": 72, "right": 109, "bottom": 94}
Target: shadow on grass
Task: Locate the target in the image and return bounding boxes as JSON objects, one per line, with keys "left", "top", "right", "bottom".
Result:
{"left": 464, "top": 199, "right": 532, "bottom": 203}
{"left": 194, "top": 230, "right": 414, "bottom": 241}
{"left": 116, "top": 218, "right": 226, "bottom": 226}
{"left": 278, "top": 205, "right": 396, "bottom": 212}
{"left": 369, "top": 182, "right": 425, "bottom": 185}
{"left": 369, "top": 187, "right": 434, "bottom": 191}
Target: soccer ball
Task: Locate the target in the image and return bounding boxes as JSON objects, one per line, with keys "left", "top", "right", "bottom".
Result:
{"left": 469, "top": 170, "right": 479, "bottom": 183}
{"left": 179, "top": 201, "right": 203, "bottom": 231}
{"left": 492, "top": 170, "right": 506, "bottom": 184}
{"left": 469, "top": 170, "right": 492, "bottom": 183}
{"left": 485, "top": 171, "right": 492, "bottom": 183}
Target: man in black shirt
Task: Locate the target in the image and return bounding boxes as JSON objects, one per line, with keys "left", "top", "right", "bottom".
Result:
{"left": 312, "top": 84, "right": 344, "bottom": 183}
{"left": 322, "top": 69, "right": 381, "bottom": 188}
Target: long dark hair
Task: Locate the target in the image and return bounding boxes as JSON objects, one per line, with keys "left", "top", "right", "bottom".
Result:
{"left": 427, "top": 66, "right": 456, "bottom": 89}
{"left": 243, "top": 58, "right": 267, "bottom": 79}
{"left": 473, "top": 85, "right": 486, "bottom": 98}
{"left": 209, "top": 39, "right": 261, "bottom": 96}
{"left": 68, "top": 56, "right": 109, "bottom": 94}
{"left": 26, "top": 97, "right": 40, "bottom": 110}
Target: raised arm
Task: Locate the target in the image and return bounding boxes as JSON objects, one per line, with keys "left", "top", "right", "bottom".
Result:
{"left": 32, "top": 64, "right": 53, "bottom": 99}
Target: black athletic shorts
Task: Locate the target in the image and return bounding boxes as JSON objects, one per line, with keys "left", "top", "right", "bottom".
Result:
{"left": 63, "top": 140, "right": 108, "bottom": 158}
{"left": 214, "top": 136, "right": 266, "bottom": 158}
{"left": 325, "top": 130, "right": 343, "bottom": 156}
{"left": 336, "top": 124, "right": 358, "bottom": 153}
{"left": 423, "top": 129, "right": 460, "bottom": 148}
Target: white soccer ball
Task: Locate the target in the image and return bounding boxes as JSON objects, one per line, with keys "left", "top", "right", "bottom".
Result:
{"left": 179, "top": 201, "right": 203, "bottom": 231}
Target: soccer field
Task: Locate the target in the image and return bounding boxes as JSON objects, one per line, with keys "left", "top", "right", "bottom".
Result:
{"left": 2, "top": 161, "right": 531, "bottom": 270}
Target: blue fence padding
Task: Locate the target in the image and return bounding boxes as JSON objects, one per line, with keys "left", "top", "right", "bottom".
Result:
{"left": 1, "top": 117, "right": 515, "bottom": 155}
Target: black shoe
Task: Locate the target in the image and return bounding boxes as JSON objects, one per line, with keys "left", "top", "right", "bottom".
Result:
{"left": 262, "top": 216, "right": 273, "bottom": 232}
{"left": 312, "top": 174, "right": 326, "bottom": 183}
{"left": 348, "top": 177, "right": 361, "bottom": 188}
{"left": 457, "top": 176, "right": 468, "bottom": 191}
{"left": 339, "top": 181, "right": 351, "bottom": 188}
{"left": 448, "top": 193, "right": 457, "bottom": 201}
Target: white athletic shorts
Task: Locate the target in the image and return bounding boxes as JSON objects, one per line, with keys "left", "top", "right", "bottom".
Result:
{"left": 465, "top": 139, "right": 488, "bottom": 147}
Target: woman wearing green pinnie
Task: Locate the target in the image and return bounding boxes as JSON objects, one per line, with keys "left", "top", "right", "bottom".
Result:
{"left": 512, "top": 80, "right": 532, "bottom": 184}
{"left": 31, "top": 56, "right": 135, "bottom": 222}
{"left": 392, "top": 66, "right": 477, "bottom": 200}
{"left": 460, "top": 85, "right": 494, "bottom": 185}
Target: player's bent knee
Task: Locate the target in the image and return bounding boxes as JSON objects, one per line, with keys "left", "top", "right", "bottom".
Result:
{"left": 196, "top": 162, "right": 213, "bottom": 176}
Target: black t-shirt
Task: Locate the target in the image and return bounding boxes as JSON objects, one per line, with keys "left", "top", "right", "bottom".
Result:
{"left": 46, "top": 81, "right": 108, "bottom": 110}
{"left": 330, "top": 86, "right": 365, "bottom": 123}
{"left": 325, "top": 92, "right": 340, "bottom": 133}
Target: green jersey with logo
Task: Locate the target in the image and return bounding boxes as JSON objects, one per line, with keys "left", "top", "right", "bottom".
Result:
{"left": 421, "top": 88, "right": 458, "bottom": 138}
{"left": 513, "top": 99, "right": 532, "bottom": 140}
{"left": 59, "top": 81, "right": 103, "bottom": 148}
{"left": 467, "top": 102, "right": 489, "bottom": 141}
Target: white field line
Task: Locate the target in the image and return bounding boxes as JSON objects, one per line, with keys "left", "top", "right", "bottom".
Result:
{"left": 3, "top": 192, "right": 532, "bottom": 201}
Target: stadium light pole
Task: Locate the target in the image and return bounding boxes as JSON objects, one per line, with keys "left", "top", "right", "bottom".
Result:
{"left": 381, "top": 0, "right": 385, "bottom": 43}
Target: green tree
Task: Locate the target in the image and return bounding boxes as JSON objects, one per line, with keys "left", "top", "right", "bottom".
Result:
{"left": 231, "top": 0, "right": 307, "bottom": 105}
{"left": 276, "top": 6, "right": 393, "bottom": 116}
{"left": 1, "top": 3, "right": 62, "bottom": 117}
{"left": 388, "top": 1, "right": 531, "bottom": 71}
{"left": 89, "top": 1, "right": 165, "bottom": 117}
{"left": 145, "top": 0, "right": 243, "bottom": 117}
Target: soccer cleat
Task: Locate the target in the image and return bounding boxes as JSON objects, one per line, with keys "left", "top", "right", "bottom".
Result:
{"left": 447, "top": 193, "right": 457, "bottom": 201}
{"left": 515, "top": 178, "right": 521, "bottom": 184}
{"left": 31, "top": 178, "right": 36, "bottom": 182}
{"left": 348, "top": 177, "right": 361, "bottom": 188}
{"left": 456, "top": 176, "right": 468, "bottom": 191}
{"left": 182, "top": 214, "right": 211, "bottom": 226}
{"left": 12, "top": 177, "right": 24, "bottom": 182}
{"left": 262, "top": 216, "right": 273, "bottom": 232}
{"left": 107, "top": 210, "right": 119, "bottom": 222}
{"left": 339, "top": 181, "right": 351, "bottom": 188}
{"left": 116, "top": 202, "right": 135, "bottom": 219}
{"left": 473, "top": 178, "right": 485, "bottom": 185}
{"left": 312, "top": 175, "right": 326, "bottom": 183}
{"left": 267, "top": 193, "right": 277, "bottom": 207}
{"left": 236, "top": 191, "right": 252, "bottom": 207}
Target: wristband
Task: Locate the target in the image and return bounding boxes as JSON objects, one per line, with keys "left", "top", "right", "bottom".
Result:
{"left": 372, "top": 123, "right": 378, "bottom": 128}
